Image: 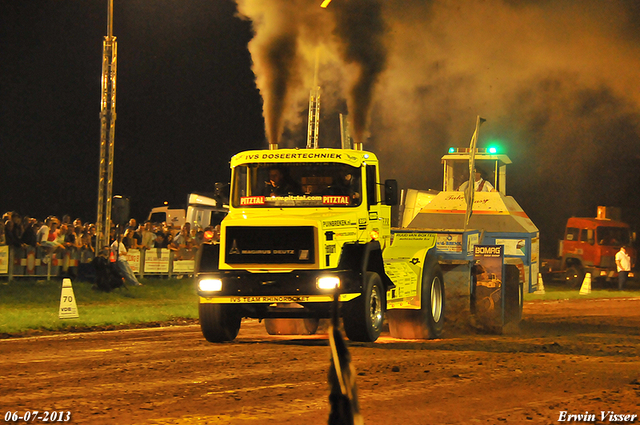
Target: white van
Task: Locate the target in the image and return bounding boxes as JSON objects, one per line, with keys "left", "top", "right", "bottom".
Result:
{"left": 186, "top": 193, "right": 228, "bottom": 229}
{"left": 147, "top": 206, "right": 186, "bottom": 228}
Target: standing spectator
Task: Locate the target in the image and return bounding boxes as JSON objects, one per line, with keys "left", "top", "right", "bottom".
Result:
{"left": 615, "top": 246, "right": 631, "bottom": 291}
{"left": 21, "top": 217, "right": 38, "bottom": 247}
{"left": 126, "top": 218, "right": 142, "bottom": 247}
{"left": 87, "top": 223, "right": 97, "bottom": 247}
{"left": 110, "top": 237, "right": 142, "bottom": 286}
{"left": 121, "top": 228, "right": 138, "bottom": 250}
{"left": 153, "top": 231, "right": 169, "bottom": 249}
{"left": 56, "top": 224, "right": 68, "bottom": 248}
{"left": 61, "top": 214, "right": 72, "bottom": 227}
{"left": 170, "top": 223, "right": 193, "bottom": 251}
{"left": 5, "top": 212, "right": 24, "bottom": 249}
{"left": 139, "top": 221, "right": 156, "bottom": 249}
{"left": 64, "top": 225, "right": 80, "bottom": 250}
{"left": 193, "top": 229, "right": 205, "bottom": 247}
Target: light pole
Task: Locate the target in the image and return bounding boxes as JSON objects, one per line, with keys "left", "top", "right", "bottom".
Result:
{"left": 95, "top": 0, "right": 118, "bottom": 253}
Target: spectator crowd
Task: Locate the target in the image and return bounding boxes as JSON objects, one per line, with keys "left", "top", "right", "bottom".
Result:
{"left": 1, "top": 211, "right": 220, "bottom": 261}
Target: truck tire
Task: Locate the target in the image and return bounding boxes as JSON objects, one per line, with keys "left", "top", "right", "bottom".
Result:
{"left": 199, "top": 303, "right": 242, "bottom": 342}
{"left": 565, "top": 265, "right": 585, "bottom": 288}
{"left": 342, "top": 271, "right": 384, "bottom": 342}
{"left": 264, "top": 318, "right": 319, "bottom": 335}
{"left": 388, "top": 264, "right": 445, "bottom": 339}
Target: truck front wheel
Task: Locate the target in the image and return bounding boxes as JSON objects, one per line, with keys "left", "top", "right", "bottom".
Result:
{"left": 342, "top": 271, "right": 384, "bottom": 342}
{"left": 565, "top": 265, "right": 585, "bottom": 288}
{"left": 388, "top": 264, "right": 445, "bottom": 339}
{"left": 199, "top": 303, "right": 242, "bottom": 342}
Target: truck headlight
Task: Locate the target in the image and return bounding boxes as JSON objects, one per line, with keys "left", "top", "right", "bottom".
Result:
{"left": 199, "top": 278, "right": 222, "bottom": 292}
{"left": 317, "top": 276, "right": 340, "bottom": 290}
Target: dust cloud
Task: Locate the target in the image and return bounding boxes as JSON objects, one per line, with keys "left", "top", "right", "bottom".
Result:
{"left": 236, "top": 0, "right": 640, "bottom": 251}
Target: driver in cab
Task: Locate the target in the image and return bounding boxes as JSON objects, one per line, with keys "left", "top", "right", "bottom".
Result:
{"left": 264, "top": 167, "right": 300, "bottom": 196}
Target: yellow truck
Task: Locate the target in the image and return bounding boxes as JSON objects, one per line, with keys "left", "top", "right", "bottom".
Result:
{"left": 196, "top": 147, "right": 538, "bottom": 342}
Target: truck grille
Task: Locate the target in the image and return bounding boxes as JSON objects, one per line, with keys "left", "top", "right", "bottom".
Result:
{"left": 225, "top": 226, "right": 315, "bottom": 264}
{"left": 600, "top": 255, "right": 615, "bottom": 269}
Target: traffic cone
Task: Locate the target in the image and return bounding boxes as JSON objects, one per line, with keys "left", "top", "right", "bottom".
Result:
{"left": 534, "top": 273, "right": 545, "bottom": 294}
{"left": 579, "top": 273, "right": 592, "bottom": 295}
{"left": 109, "top": 250, "right": 116, "bottom": 263}
{"left": 59, "top": 278, "right": 79, "bottom": 319}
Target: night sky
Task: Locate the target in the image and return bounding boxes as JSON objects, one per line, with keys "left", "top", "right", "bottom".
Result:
{"left": 3, "top": 0, "right": 640, "bottom": 257}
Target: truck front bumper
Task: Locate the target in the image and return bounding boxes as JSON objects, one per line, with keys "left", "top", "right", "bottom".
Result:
{"left": 197, "top": 269, "right": 363, "bottom": 319}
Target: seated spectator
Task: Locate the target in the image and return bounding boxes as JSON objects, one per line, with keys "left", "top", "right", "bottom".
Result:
{"left": 37, "top": 217, "right": 64, "bottom": 263}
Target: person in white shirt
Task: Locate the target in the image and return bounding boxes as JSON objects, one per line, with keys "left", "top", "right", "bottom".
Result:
{"left": 615, "top": 246, "right": 631, "bottom": 290}
{"left": 111, "top": 237, "right": 142, "bottom": 286}
{"left": 458, "top": 167, "right": 495, "bottom": 192}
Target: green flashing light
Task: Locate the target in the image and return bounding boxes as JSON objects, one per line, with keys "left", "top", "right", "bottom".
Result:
{"left": 448, "top": 147, "right": 455, "bottom": 154}
{"left": 488, "top": 147, "right": 497, "bottom": 154}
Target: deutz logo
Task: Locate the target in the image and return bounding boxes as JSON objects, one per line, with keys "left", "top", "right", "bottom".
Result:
{"left": 229, "top": 239, "right": 240, "bottom": 255}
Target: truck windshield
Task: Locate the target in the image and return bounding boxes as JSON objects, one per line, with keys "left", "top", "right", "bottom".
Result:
{"left": 596, "top": 226, "right": 630, "bottom": 246}
{"left": 231, "top": 162, "right": 362, "bottom": 208}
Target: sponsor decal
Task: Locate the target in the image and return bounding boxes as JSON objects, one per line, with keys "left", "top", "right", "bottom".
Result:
{"left": 243, "top": 152, "right": 344, "bottom": 160}
{"left": 229, "top": 239, "right": 240, "bottom": 255}
{"left": 201, "top": 293, "right": 361, "bottom": 304}
{"left": 0, "top": 245, "right": 8, "bottom": 274}
{"left": 299, "top": 250, "right": 310, "bottom": 260}
{"left": 322, "top": 196, "right": 350, "bottom": 205}
{"left": 323, "top": 219, "right": 352, "bottom": 227}
{"left": 231, "top": 295, "right": 312, "bottom": 303}
{"left": 437, "top": 233, "right": 463, "bottom": 252}
{"left": 474, "top": 245, "right": 503, "bottom": 256}
{"left": 241, "top": 196, "right": 265, "bottom": 205}
{"left": 495, "top": 238, "right": 527, "bottom": 257}
{"left": 467, "top": 233, "right": 479, "bottom": 256}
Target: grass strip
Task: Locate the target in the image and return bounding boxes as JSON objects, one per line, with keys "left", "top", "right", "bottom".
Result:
{"left": 0, "top": 278, "right": 199, "bottom": 335}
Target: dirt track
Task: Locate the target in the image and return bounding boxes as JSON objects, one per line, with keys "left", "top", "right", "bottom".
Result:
{"left": 1, "top": 297, "right": 640, "bottom": 424}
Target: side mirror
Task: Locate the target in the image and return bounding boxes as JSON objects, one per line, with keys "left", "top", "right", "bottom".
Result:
{"left": 384, "top": 179, "right": 398, "bottom": 206}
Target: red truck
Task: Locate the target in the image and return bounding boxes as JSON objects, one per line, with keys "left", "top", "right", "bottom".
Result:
{"left": 542, "top": 207, "right": 636, "bottom": 286}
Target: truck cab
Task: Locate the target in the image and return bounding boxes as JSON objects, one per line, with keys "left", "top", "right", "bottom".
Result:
{"left": 197, "top": 148, "right": 398, "bottom": 342}
{"left": 558, "top": 207, "right": 635, "bottom": 284}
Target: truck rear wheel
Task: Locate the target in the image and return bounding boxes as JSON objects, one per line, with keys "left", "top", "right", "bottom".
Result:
{"left": 342, "top": 271, "right": 384, "bottom": 342}
{"left": 199, "top": 303, "right": 242, "bottom": 342}
{"left": 388, "top": 264, "right": 445, "bottom": 339}
{"left": 264, "top": 318, "right": 319, "bottom": 335}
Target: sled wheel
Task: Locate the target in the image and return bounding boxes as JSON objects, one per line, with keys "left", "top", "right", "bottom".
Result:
{"left": 264, "top": 318, "right": 320, "bottom": 335}
{"left": 504, "top": 264, "right": 523, "bottom": 324}
{"left": 388, "top": 264, "right": 445, "bottom": 339}
{"left": 199, "top": 303, "right": 241, "bottom": 342}
{"left": 343, "top": 271, "right": 384, "bottom": 342}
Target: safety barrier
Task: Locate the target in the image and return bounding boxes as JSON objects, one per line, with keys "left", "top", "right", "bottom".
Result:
{"left": 0, "top": 245, "right": 200, "bottom": 281}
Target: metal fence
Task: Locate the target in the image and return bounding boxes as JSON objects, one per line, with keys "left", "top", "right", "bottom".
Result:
{"left": 0, "top": 245, "right": 199, "bottom": 281}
